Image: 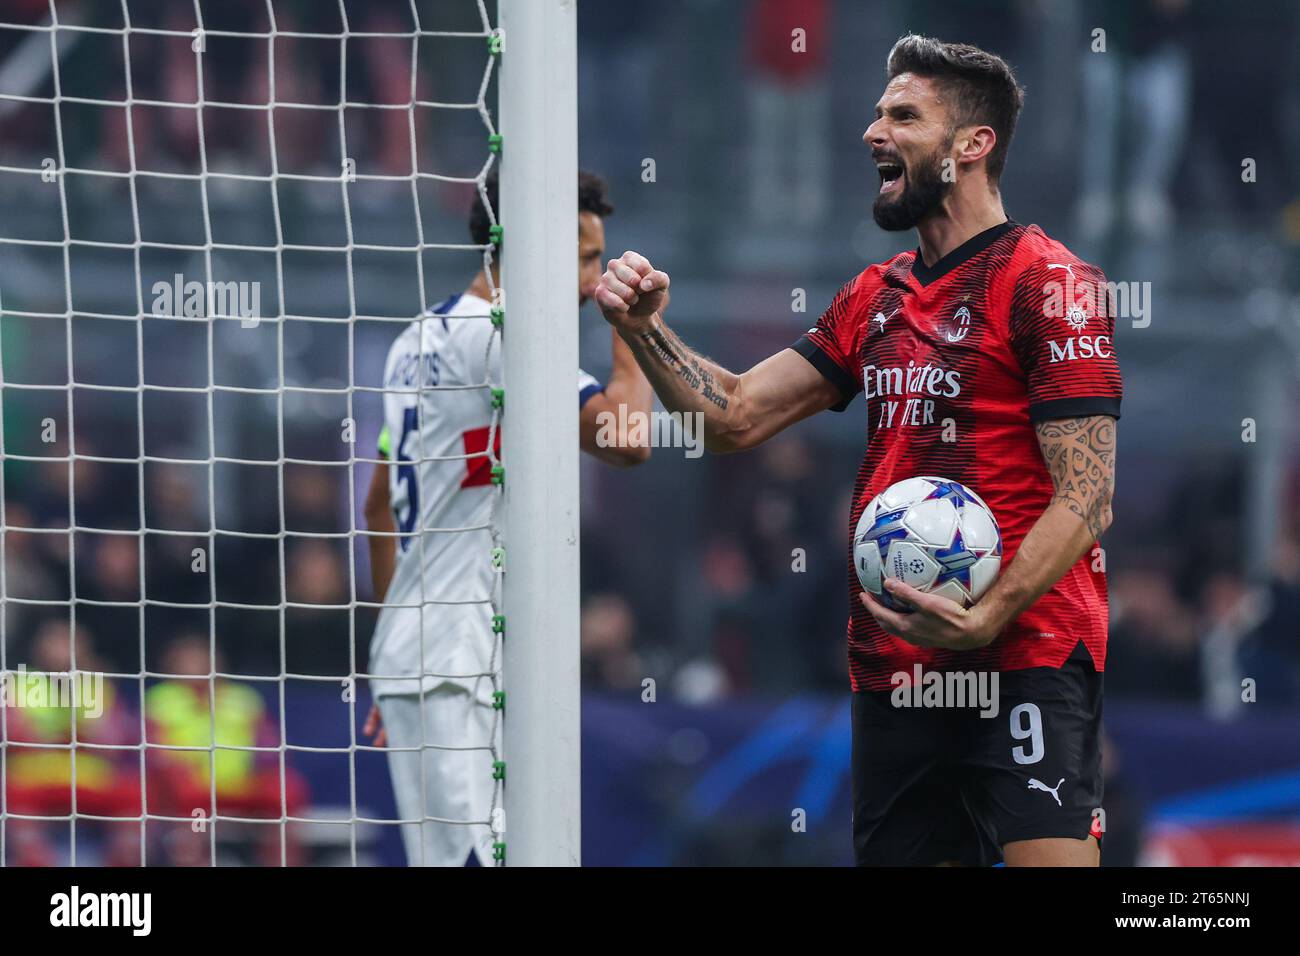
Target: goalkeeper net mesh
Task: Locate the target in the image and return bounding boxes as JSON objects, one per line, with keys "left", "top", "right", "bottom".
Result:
{"left": 0, "top": 0, "right": 504, "bottom": 866}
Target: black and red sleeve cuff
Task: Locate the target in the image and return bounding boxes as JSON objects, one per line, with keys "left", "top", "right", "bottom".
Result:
{"left": 1028, "top": 396, "right": 1122, "bottom": 423}
{"left": 791, "top": 335, "right": 859, "bottom": 412}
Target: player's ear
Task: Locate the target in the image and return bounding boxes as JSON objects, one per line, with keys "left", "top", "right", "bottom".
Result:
{"left": 957, "top": 125, "right": 997, "bottom": 169}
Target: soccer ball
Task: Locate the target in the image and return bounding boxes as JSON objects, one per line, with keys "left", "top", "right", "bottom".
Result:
{"left": 854, "top": 476, "right": 1002, "bottom": 613}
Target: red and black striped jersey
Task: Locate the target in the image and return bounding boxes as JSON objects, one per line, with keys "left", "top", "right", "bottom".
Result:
{"left": 792, "top": 221, "right": 1122, "bottom": 691}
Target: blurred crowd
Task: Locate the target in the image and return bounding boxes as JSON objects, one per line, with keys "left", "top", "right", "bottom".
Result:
{"left": 3, "top": 618, "right": 307, "bottom": 866}
{"left": 1, "top": 0, "right": 429, "bottom": 176}
{"left": 2, "top": 438, "right": 334, "bottom": 864}
{"left": 579, "top": 0, "right": 1300, "bottom": 264}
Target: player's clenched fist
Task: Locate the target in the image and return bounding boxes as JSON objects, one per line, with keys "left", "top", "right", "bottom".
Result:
{"left": 595, "top": 251, "right": 670, "bottom": 333}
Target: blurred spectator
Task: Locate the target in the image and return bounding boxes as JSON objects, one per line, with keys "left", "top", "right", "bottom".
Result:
{"left": 147, "top": 458, "right": 207, "bottom": 533}
{"left": 745, "top": 0, "right": 831, "bottom": 228}
{"left": 4, "top": 620, "right": 141, "bottom": 866}
{"left": 1105, "top": 567, "right": 1202, "bottom": 701}
{"left": 72, "top": 438, "right": 139, "bottom": 532}
{"left": 356, "top": 9, "right": 428, "bottom": 181}
{"left": 696, "top": 533, "right": 760, "bottom": 695}
{"left": 284, "top": 463, "right": 343, "bottom": 533}
{"left": 581, "top": 593, "right": 644, "bottom": 693}
{"left": 142, "top": 458, "right": 212, "bottom": 652}
{"left": 1075, "top": 0, "right": 1192, "bottom": 242}
{"left": 78, "top": 533, "right": 142, "bottom": 673}
{"left": 145, "top": 634, "right": 308, "bottom": 865}
{"left": 1229, "top": 531, "right": 1300, "bottom": 708}
{"left": 0, "top": 503, "right": 61, "bottom": 654}
{"left": 691, "top": 436, "right": 850, "bottom": 696}
{"left": 1199, "top": 571, "right": 1271, "bottom": 718}
{"left": 285, "top": 538, "right": 354, "bottom": 676}
{"left": 576, "top": 2, "right": 659, "bottom": 204}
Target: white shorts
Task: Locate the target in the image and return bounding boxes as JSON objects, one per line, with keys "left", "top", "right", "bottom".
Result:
{"left": 377, "top": 681, "right": 500, "bottom": 866}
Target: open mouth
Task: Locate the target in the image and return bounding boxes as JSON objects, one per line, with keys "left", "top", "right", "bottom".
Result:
{"left": 877, "top": 161, "right": 904, "bottom": 195}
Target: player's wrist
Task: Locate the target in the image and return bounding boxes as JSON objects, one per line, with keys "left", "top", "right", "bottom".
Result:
{"left": 618, "top": 310, "right": 659, "bottom": 340}
{"left": 966, "top": 600, "right": 1005, "bottom": 647}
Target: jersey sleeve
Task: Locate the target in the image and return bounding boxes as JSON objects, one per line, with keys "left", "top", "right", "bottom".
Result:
{"left": 1008, "top": 257, "right": 1123, "bottom": 422}
{"left": 377, "top": 330, "right": 410, "bottom": 457}
{"left": 789, "top": 277, "right": 862, "bottom": 412}
{"left": 577, "top": 368, "right": 605, "bottom": 410}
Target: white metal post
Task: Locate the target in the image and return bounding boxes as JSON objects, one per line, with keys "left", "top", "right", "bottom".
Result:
{"left": 499, "top": 0, "right": 581, "bottom": 866}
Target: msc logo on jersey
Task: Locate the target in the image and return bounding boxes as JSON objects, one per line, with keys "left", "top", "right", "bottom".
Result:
{"left": 1047, "top": 335, "right": 1112, "bottom": 363}
{"left": 1047, "top": 279, "right": 1110, "bottom": 363}
{"left": 945, "top": 306, "right": 972, "bottom": 343}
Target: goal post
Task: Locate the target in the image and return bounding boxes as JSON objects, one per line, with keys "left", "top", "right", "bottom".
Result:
{"left": 498, "top": 0, "right": 581, "bottom": 866}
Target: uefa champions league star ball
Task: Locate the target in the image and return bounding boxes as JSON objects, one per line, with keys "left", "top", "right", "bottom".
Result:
{"left": 854, "top": 476, "right": 1003, "bottom": 613}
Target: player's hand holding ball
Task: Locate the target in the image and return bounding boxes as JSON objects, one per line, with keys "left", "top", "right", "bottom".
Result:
{"left": 595, "top": 250, "right": 670, "bottom": 335}
{"left": 855, "top": 476, "right": 1004, "bottom": 651}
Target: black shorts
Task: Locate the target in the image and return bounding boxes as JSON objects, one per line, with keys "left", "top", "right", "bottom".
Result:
{"left": 851, "top": 641, "right": 1103, "bottom": 866}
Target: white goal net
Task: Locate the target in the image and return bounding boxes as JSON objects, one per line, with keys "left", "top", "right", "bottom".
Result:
{"left": 0, "top": 0, "right": 555, "bottom": 867}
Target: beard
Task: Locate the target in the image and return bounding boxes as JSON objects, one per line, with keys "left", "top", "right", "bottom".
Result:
{"left": 872, "top": 143, "right": 954, "bottom": 232}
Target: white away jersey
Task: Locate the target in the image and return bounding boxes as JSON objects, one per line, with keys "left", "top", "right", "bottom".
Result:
{"left": 369, "top": 292, "right": 603, "bottom": 697}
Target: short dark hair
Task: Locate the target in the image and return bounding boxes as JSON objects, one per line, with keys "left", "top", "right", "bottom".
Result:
{"left": 469, "top": 169, "right": 614, "bottom": 248}
{"left": 885, "top": 34, "right": 1024, "bottom": 183}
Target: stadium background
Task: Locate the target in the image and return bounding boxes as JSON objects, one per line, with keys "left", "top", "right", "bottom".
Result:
{"left": 1, "top": 0, "right": 1298, "bottom": 865}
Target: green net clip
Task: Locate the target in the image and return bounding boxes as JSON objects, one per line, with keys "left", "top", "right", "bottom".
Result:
{"left": 487, "top": 31, "right": 503, "bottom": 55}
{"left": 490, "top": 464, "right": 504, "bottom": 485}
{"left": 493, "top": 760, "right": 506, "bottom": 781}
{"left": 488, "top": 134, "right": 502, "bottom": 154}
{"left": 493, "top": 842, "right": 506, "bottom": 863}
{"left": 490, "top": 306, "right": 504, "bottom": 327}
{"left": 488, "top": 224, "right": 503, "bottom": 247}
{"left": 492, "top": 690, "right": 505, "bottom": 711}
{"left": 492, "top": 614, "right": 505, "bottom": 634}
{"left": 491, "top": 387, "right": 504, "bottom": 408}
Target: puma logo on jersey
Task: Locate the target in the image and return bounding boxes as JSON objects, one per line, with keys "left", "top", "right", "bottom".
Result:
{"left": 1027, "top": 777, "right": 1065, "bottom": 806}
{"left": 872, "top": 308, "right": 900, "bottom": 332}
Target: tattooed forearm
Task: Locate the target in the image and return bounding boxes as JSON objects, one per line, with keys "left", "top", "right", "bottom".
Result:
{"left": 1034, "top": 415, "right": 1117, "bottom": 540}
{"left": 639, "top": 324, "right": 730, "bottom": 411}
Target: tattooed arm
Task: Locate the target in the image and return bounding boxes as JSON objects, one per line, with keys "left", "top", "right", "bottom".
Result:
{"left": 962, "top": 414, "right": 1117, "bottom": 634}
{"left": 1036, "top": 415, "right": 1117, "bottom": 540}
{"left": 594, "top": 251, "right": 841, "bottom": 452}
{"left": 860, "top": 414, "right": 1117, "bottom": 651}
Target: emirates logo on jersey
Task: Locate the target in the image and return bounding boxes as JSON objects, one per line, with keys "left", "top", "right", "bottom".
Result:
{"left": 863, "top": 361, "right": 962, "bottom": 400}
